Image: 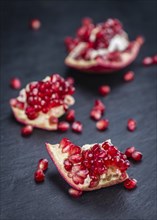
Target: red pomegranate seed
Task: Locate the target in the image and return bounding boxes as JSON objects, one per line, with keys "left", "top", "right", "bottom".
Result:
{"left": 123, "top": 71, "right": 134, "bottom": 82}
{"left": 90, "top": 109, "right": 102, "bottom": 121}
{"left": 66, "top": 109, "right": 75, "bottom": 122}
{"left": 94, "top": 100, "right": 105, "bottom": 113}
{"left": 68, "top": 188, "right": 82, "bottom": 198}
{"left": 127, "top": 119, "right": 136, "bottom": 131}
{"left": 82, "top": 17, "right": 92, "bottom": 26}
{"left": 131, "top": 151, "right": 143, "bottom": 161}
{"left": 58, "top": 121, "right": 70, "bottom": 132}
{"left": 72, "top": 121, "right": 83, "bottom": 133}
{"left": 34, "top": 169, "right": 45, "bottom": 182}
{"left": 38, "top": 159, "right": 48, "bottom": 171}
{"left": 124, "top": 178, "right": 137, "bottom": 190}
{"left": 30, "top": 19, "right": 41, "bottom": 30}
{"left": 66, "top": 77, "right": 75, "bottom": 85}
{"left": 125, "top": 146, "right": 135, "bottom": 158}
{"left": 21, "top": 125, "right": 33, "bottom": 136}
{"left": 96, "top": 119, "right": 109, "bottom": 131}
{"left": 10, "top": 77, "right": 21, "bottom": 90}
{"left": 153, "top": 55, "right": 157, "bottom": 64}
{"left": 98, "top": 85, "right": 111, "bottom": 97}
{"left": 143, "top": 57, "right": 153, "bottom": 66}
{"left": 49, "top": 115, "right": 58, "bottom": 125}
{"left": 64, "top": 159, "right": 73, "bottom": 171}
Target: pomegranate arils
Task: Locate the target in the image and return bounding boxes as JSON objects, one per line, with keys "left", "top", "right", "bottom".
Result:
{"left": 90, "top": 108, "right": 102, "bottom": 121}
{"left": 132, "top": 151, "right": 143, "bottom": 161}
{"left": 64, "top": 159, "right": 73, "bottom": 171}
{"left": 72, "top": 121, "right": 83, "bottom": 133}
{"left": 98, "top": 85, "right": 111, "bottom": 97}
{"left": 153, "top": 55, "right": 157, "bottom": 64}
{"left": 127, "top": 119, "right": 136, "bottom": 131}
{"left": 123, "top": 71, "right": 134, "bottom": 82}
{"left": 124, "top": 178, "right": 137, "bottom": 190}
{"left": 21, "top": 125, "right": 33, "bottom": 136}
{"left": 125, "top": 146, "right": 135, "bottom": 158}
{"left": 68, "top": 188, "right": 82, "bottom": 198}
{"left": 66, "top": 77, "right": 75, "bottom": 85}
{"left": 143, "top": 57, "right": 153, "bottom": 66}
{"left": 10, "top": 77, "right": 21, "bottom": 90}
{"left": 38, "top": 159, "right": 48, "bottom": 171}
{"left": 58, "top": 121, "right": 70, "bottom": 132}
{"left": 34, "top": 169, "right": 45, "bottom": 182}
{"left": 66, "top": 109, "right": 75, "bottom": 122}
{"left": 49, "top": 115, "right": 58, "bottom": 125}
{"left": 30, "top": 19, "right": 41, "bottom": 30}
{"left": 96, "top": 119, "right": 109, "bottom": 131}
{"left": 94, "top": 100, "right": 105, "bottom": 113}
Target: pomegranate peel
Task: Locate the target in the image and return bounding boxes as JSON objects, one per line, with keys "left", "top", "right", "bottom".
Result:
{"left": 10, "top": 74, "right": 75, "bottom": 130}
{"left": 46, "top": 139, "right": 129, "bottom": 191}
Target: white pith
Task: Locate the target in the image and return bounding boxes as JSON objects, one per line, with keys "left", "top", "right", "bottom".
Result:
{"left": 46, "top": 139, "right": 128, "bottom": 191}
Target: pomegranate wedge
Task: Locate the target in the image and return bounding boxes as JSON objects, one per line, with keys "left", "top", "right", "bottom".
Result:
{"left": 64, "top": 18, "right": 144, "bottom": 73}
{"left": 10, "top": 74, "right": 75, "bottom": 130}
{"left": 46, "top": 139, "right": 129, "bottom": 191}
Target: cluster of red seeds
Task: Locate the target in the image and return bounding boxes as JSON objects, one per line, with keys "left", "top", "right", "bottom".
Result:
{"left": 65, "top": 18, "right": 124, "bottom": 60}
{"left": 34, "top": 159, "right": 48, "bottom": 182}
{"left": 24, "top": 74, "right": 75, "bottom": 120}
{"left": 125, "top": 146, "right": 143, "bottom": 161}
{"left": 61, "top": 138, "right": 130, "bottom": 188}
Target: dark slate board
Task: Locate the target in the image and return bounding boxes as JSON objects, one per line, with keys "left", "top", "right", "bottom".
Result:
{"left": 0, "top": 1, "right": 157, "bottom": 220}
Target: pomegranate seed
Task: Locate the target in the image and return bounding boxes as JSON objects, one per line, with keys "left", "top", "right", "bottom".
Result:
{"left": 131, "top": 151, "right": 143, "bottom": 161}
{"left": 143, "top": 57, "right": 153, "bottom": 66}
{"left": 96, "top": 119, "right": 109, "bottom": 131}
{"left": 125, "top": 146, "right": 135, "bottom": 158}
{"left": 38, "top": 159, "right": 48, "bottom": 171}
{"left": 34, "top": 169, "right": 45, "bottom": 182}
{"left": 68, "top": 188, "right": 82, "bottom": 198}
{"left": 30, "top": 19, "right": 41, "bottom": 30}
{"left": 49, "top": 115, "right": 58, "bottom": 125}
{"left": 124, "top": 178, "right": 137, "bottom": 190}
{"left": 21, "top": 125, "right": 33, "bottom": 136}
{"left": 98, "top": 85, "right": 111, "bottom": 97}
{"left": 66, "top": 109, "right": 75, "bottom": 122}
{"left": 72, "top": 121, "right": 83, "bottom": 133}
{"left": 123, "top": 71, "right": 134, "bottom": 82}
{"left": 64, "top": 159, "right": 73, "bottom": 171}
{"left": 127, "top": 119, "right": 136, "bottom": 132}
{"left": 82, "top": 17, "right": 92, "bottom": 26}
{"left": 153, "top": 55, "right": 157, "bottom": 64}
{"left": 10, "top": 77, "right": 21, "bottom": 90}
{"left": 94, "top": 100, "right": 105, "bottom": 113}
{"left": 90, "top": 109, "right": 102, "bottom": 121}
{"left": 66, "top": 77, "right": 75, "bottom": 85}
{"left": 58, "top": 121, "right": 70, "bottom": 132}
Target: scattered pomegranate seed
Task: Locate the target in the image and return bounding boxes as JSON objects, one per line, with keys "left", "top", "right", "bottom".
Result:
{"left": 124, "top": 178, "right": 137, "bottom": 190}
{"left": 38, "top": 159, "right": 48, "bottom": 171}
{"left": 127, "top": 119, "right": 136, "bottom": 132}
{"left": 90, "top": 108, "right": 102, "bottom": 121}
{"left": 125, "top": 146, "right": 135, "bottom": 158}
{"left": 58, "top": 121, "right": 70, "bottom": 132}
{"left": 68, "top": 188, "right": 83, "bottom": 198}
{"left": 72, "top": 121, "right": 83, "bottom": 133}
{"left": 21, "top": 125, "right": 33, "bottom": 136}
{"left": 10, "top": 77, "right": 21, "bottom": 90}
{"left": 131, "top": 151, "right": 143, "bottom": 161}
{"left": 34, "top": 169, "right": 45, "bottom": 182}
{"left": 66, "top": 109, "right": 75, "bottom": 122}
{"left": 153, "top": 55, "right": 157, "bottom": 64}
{"left": 98, "top": 85, "right": 111, "bottom": 97}
{"left": 66, "top": 77, "right": 75, "bottom": 85}
{"left": 30, "top": 19, "right": 41, "bottom": 30}
{"left": 123, "top": 71, "right": 134, "bottom": 82}
{"left": 143, "top": 57, "right": 153, "bottom": 66}
{"left": 94, "top": 100, "right": 106, "bottom": 113}
{"left": 96, "top": 119, "right": 109, "bottom": 131}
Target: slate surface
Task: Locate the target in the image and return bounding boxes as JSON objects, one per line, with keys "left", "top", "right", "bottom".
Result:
{"left": 0, "top": 0, "right": 157, "bottom": 220}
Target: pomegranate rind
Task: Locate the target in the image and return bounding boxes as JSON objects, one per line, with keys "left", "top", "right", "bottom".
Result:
{"left": 46, "top": 140, "right": 128, "bottom": 191}
{"left": 65, "top": 37, "right": 144, "bottom": 73}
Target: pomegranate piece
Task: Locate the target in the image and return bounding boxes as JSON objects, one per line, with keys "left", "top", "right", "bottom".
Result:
{"left": 72, "top": 121, "right": 83, "bottom": 133}
{"left": 127, "top": 119, "right": 136, "bottom": 131}
{"left": 98, "top": 85, "right": 111, "bottom": 96}
{"left": 68, "top": 188, "right": 83, "bottom": 198}
{"left": 124, "top": 178, "right": 137, "bottom": 190}
{"left": 10, "top": 77, "right": 21, "bottom": 90}
{"left": 64, "top": 18, "right": 144, "bottom": 73}
{"left": 125, "top": 146, "right": 135, "bottom": 158}
{"left": 66, "top": 109, "right": 75, "bottom": 122}
{"left": 123, "top": 71, "right": 134, "bottom": 82}
{"left": 21, "top": 125, "right": 33, "bottom": 136}
{"left": 142, "top": 57, "right": 153, "bottom": 66}
{"left": 58, "top": 122, "right": 70, "bottom": 132}
{"left": 131, "top": 151, "right": 143, "bottom": 161}
{"left": 34, "top": 169, "right": 45, "bottom": 182}
{"left": 46, "top": 139, "right": 130, "bottom": 192}
{"left": 10, "top": 74, "right": 75, "bottom": 130}
{"left": 96, "top": 119, "right": 109, "bottom": 131}
{"left": 38, "top": 159, "right": 48, "bottom": 171}
{"left": 30, "top": 19, "right": 41, "bottom": 30}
